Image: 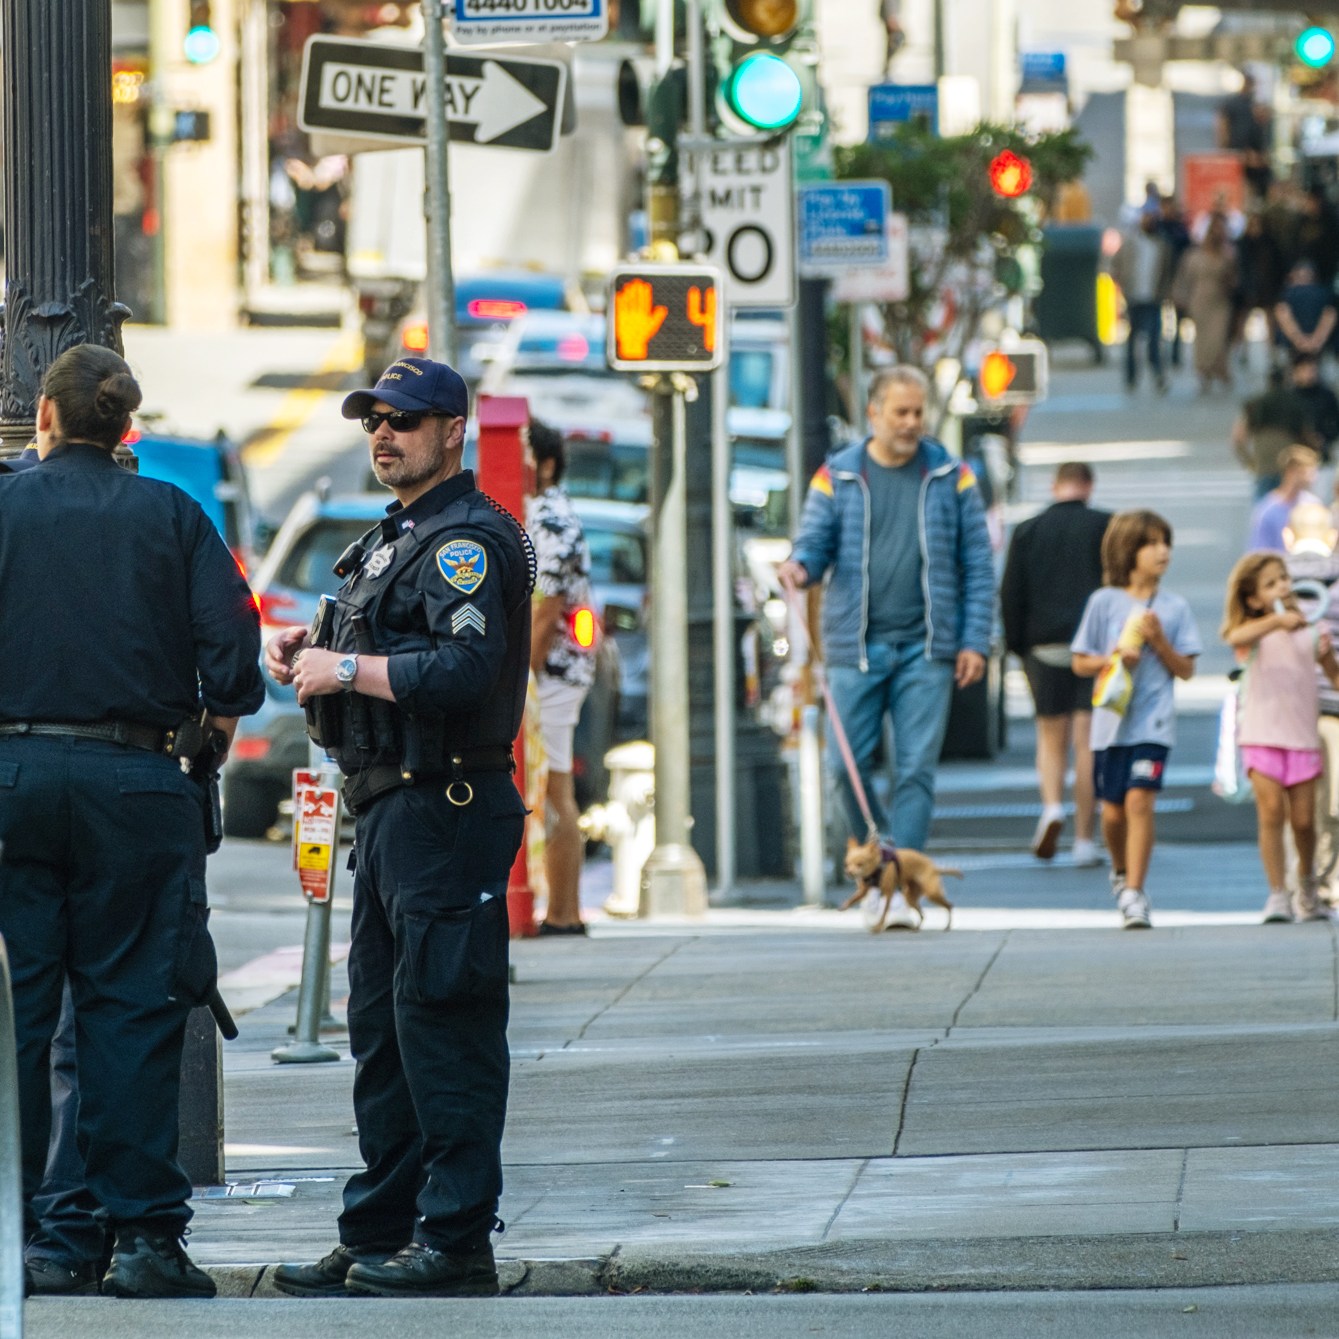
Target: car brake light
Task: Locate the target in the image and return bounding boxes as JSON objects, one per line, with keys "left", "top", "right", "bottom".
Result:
{"left": 570, "top": 606, "right": 598, "bottom": 650}
{"left": 231, "top": 548, "right": 250, "bottom": 582}
{"left": 467, "top": 298, "right": 527, "bottom": 321}
{"left": 122, "top": 425, "right": 141, "bottom": 445}
{"left": 258, "top": 590, "right": 298, "bottom": 626}
{"left": 402, "top": 322, "right": 430, "bottom": 353}
{"left": 230, "top": 737, "right": 272, "bottom": 761}
{"left": 557, "top": 334, "right": 590, "bottom": 362}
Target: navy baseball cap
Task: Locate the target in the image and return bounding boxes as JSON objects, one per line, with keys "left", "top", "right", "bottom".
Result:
{"left": 341, "top": 357, "right": 469, "bottom": 422}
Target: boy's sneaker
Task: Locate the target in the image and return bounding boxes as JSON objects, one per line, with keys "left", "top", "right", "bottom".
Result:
{"left": 1117, "top": 887, "right": 1152, "bottom": 929}
{"left": 1262, "top": 891, "right": 1295, "bottom": 924}
{"left": 1071, "top": 838, "right": 1103, "bottom": 869}
{"left": 1031, "top": 805, "right": 1065, "bottom": 860}
{"left": 1292, "top": 881, "right": 1331, "bottom": 922}
{"left": 101, "top": 1224, "right": 215, "bottom": 1299}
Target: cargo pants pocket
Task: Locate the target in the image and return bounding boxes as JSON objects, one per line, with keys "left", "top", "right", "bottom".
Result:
{"left": 398, "top": 895, "right": 508, "bottom": 1007}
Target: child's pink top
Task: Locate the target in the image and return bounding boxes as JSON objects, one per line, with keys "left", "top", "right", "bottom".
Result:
{"left": 1238, "top": 626, "right": 1320, "bottom": 751}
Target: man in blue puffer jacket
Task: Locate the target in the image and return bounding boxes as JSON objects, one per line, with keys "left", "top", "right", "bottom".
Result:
{"left": 779, "top": 367, "right": 995, "bottom": 926}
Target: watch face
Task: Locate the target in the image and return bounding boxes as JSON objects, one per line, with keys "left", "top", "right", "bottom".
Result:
{"left": 336, "top": 657, "right": 357, "bottom": 683}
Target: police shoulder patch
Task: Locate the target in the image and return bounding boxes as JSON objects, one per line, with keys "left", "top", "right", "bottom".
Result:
{"left": 437, "top": 539, "right": 488, "bottom": 594}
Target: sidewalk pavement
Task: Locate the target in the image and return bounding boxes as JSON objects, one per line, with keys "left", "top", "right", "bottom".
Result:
{"left": 191, "top": 843, "right": 1339, "bottom": 1298}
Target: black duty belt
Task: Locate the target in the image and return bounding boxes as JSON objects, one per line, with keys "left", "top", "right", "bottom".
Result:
{"left": 0, "top": 720, "right": 170, "bottom": 753}
{"left": 343, "top": 747, "right": 516, "bottom": 816}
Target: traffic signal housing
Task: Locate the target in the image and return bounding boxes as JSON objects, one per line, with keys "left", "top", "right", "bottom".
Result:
{"left": 607, "top": 266, "right": 724, "bottom": 372}
{"left": 184, "top": 1, "right": 220, "bottom": 64}
{"left": 976, "top": 343, "right": 1047, "bottom": 406}
{"left": 709, "top": 0, "right": 812, "bottom": 134}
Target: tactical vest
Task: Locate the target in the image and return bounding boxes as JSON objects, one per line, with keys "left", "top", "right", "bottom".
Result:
{"left": 304, "top": 492, "right": 533, "bottom": 790}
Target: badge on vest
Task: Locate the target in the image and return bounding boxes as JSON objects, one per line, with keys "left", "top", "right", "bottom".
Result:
{"left": 437, "top": 539, "right": 487, "bottom": 594}
{"left": 363, "top": 543, "right": 396, "bottom": 578}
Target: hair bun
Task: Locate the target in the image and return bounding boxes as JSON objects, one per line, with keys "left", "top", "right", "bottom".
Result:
{"left": 93, "top": 372, "right": 142, "bottom": 422}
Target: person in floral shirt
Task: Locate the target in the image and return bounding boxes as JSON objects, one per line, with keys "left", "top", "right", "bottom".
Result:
{"left": 524, "top": 419, "right": 595, "bottom": 934}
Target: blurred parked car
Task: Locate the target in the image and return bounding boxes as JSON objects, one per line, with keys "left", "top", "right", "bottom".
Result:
{"left": 129, "top": 426, "right": 258, "bottom": 574}
{"left": 224, "top": 489, "right": 630, "bottom": 836}
{"left": 396, "top": 270, "right": 586, "bottom": 387}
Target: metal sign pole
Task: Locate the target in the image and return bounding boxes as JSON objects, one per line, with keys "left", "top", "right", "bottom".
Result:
{"left": 421, "top": 0, "right": 458, "bottom": 367}
{"left": 0, "top": 934, "right": 23, "bottom": 1339}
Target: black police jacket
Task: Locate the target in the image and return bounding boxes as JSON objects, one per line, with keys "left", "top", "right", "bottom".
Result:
{"left": 0, "top": 441, "right": 264, "bottom": 727}
{"left": 325, "top": 471, "right": 535, "bottom": 776}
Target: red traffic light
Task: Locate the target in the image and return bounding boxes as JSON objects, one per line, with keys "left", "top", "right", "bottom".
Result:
{"left": 988, "top": 150, "right": 1033, "bottom": 199}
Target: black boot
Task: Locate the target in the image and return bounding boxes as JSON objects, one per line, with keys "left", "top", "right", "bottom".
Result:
{"left": 25, "top": 1255, "right": 102, "bottom": 1296}
{"left": 272, "top": 1244, "right": 398, "bottom": 1298}
{"left": 345, "top": 1241, "right": 499, "bottom": 1298}
{"left": 101, "top": 1223, "right": 215, "bottom": 1299}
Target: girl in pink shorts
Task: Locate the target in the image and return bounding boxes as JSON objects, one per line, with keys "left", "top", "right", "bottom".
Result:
{"left": 1223, "top": 553, "right": 1339, "bottom": 922}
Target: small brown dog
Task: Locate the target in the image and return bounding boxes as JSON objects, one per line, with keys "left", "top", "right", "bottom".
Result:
{"left": 840, "top": 836, "right": 961, "bottom": 932}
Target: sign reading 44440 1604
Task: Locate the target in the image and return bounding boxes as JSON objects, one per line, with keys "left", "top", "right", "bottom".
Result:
{"left": 451, "top": 0, "right": 608, "bottom": 45}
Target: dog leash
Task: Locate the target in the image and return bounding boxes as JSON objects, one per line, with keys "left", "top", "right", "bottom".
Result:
{"left": 783, "top": 588, "right": 881, "bottom": 845}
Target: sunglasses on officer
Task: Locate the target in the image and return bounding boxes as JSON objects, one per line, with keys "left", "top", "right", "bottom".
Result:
{"left": 360, "top": 409, "right": 452, "bottom": 434}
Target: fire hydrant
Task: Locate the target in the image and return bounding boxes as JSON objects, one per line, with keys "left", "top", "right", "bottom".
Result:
{"left": 579, "top": 740, "right": 655, "bottom": 918}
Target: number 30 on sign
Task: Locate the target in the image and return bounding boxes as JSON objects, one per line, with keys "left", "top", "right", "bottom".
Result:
{"left": 605, "top": 266, "right": 725, "bottom": 373}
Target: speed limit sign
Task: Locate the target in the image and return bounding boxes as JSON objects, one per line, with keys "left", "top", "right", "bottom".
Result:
{"left": 695, "top": 140, "right": 795, "bottom": 309}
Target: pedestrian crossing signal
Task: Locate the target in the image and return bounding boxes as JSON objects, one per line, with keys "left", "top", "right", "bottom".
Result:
{"left": 977, "top": 345, "right": 1047, "bottom": 406}
{"left": 606, "top": 266, "right": 725, "bottom": 373}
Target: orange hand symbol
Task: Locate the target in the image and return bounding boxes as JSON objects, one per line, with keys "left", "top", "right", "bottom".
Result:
{"left": 613, "top": 278, "right": 668, "bottom": 361}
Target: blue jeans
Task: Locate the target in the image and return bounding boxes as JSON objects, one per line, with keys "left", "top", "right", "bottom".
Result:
{"left": 826, "top": 642, "right": 956, "bottom": 851}
{"left": 1125, "top": 302, "right": 1164, "bottom": 387}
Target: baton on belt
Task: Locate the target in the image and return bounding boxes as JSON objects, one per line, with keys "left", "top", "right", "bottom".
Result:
{"left": 206, "top": 986, "right": 238, "bottom": 1041}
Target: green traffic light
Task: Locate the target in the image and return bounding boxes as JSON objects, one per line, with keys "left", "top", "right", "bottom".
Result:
{"left": 725, "top": 52, "right": 803, "bottom": 131}
{"left": 183, "top": 23, "right": 221, "bottom": 64}
{"left": 1297, "top": 26, "right": 1335, "bottom": 68}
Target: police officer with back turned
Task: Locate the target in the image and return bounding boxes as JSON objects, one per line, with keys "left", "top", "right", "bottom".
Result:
{"left": 267, "top": 356, "right": 533, "bottom": 1299}
{"left": 0, "top": 343, "right": 264, "bottom": 1298}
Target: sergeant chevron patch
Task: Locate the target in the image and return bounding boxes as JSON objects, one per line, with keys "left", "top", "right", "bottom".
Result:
{"left": 451, "top": 604, "right": 486, "bottom": 636}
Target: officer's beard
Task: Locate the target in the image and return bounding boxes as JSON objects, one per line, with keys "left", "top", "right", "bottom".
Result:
{"left": 371, "top": 419, "right": 451, "bottom": 491}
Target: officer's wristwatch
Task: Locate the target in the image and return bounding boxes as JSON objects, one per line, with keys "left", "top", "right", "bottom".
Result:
{"left": 334, "top": 654, "right": 359, "bottom": 691}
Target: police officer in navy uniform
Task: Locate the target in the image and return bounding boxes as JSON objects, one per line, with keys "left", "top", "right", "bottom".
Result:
{"left": 267, "top": 356, "right": 533, "bottom": 1299}
{"left": 0, "top": 343, "right": 263, "bottom": 1298}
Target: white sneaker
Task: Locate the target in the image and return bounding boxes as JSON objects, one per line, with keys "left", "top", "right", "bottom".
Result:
{"left": 1263, "top": 890, "right": 1296, "bottom": 924}
{"left": 1118, "top": 887, "right": 1151, "bottom": 929}
{"left": 1293, "top": 881, "right": 1332, "bottom": 922}
{"left": 1109, "top": 869, "right": 1127, "bottom": 899}
{"left": 1071, "top": 838, "right": 1102, "bottom": 869}
{"left": 860, "top": 887, "right": 885, "bottom": 931}
{"left": 1031, "top": 804, "right": 1065, "bottom": 860}
{"left": 882, "top": 890, "right": 920, "bottom": 932}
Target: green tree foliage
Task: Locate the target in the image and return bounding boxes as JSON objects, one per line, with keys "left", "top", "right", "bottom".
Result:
{"left": 833, "top": 122, "right": 1091, "bottom": 384}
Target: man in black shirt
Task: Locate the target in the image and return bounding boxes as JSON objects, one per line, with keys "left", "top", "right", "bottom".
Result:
{"left": 1001, "top": 462, "right": 1111, "bottom": 865}
{"left": 0, "top": 344, "right": 263, "bottom": 1299}
{"left": 1289, "top": 354, "right": 1339, "bottom": 462}
{"left": 268, "top": 358, "right": 533, "bottom": 1300}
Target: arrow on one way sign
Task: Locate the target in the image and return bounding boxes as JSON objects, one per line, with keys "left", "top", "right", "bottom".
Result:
{"left": 299, "top": 36, "right": 566, "bottom": 153}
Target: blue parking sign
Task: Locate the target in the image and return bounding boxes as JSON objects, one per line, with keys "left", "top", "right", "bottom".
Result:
{"left": 868, "top": 83, "right": 938, "bottom": 140}
{"left": 797, "top": 181, "right": 891, "bottom": 273}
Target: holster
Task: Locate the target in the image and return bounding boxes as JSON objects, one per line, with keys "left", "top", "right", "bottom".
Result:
{"left": 303, "top": 595, "right": 343, "bottom": 750}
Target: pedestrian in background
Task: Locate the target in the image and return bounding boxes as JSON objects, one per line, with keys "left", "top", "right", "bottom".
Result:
{"left": 1071, "top": 511, "right": 1201, "bottom": 930}
{"left": 1222, "top": 552, "right": 1339, "bottom": 923}
{"left": 1112, "top": 210, "right": 1173, "bottom": 393}
{"left": 1274, "top": 260, "right": 1336, "bottom": 367}
{"left": 1287, "top": 354, "right": 1339, "bottom": 463}
{"left": 0, "top": 343, "right": 263, "bottom": 1297}
{"left": 778, "top": 367, "right": 994, "bottom": 930}
{"left": 524, "top": 419, "right": 595, "bottom": 936}
{"left": 268, "top": 357, "right": 532, "bottom": 1299}
{"left": 1001, "top": 462, "right": 1111, "bottom": 867}
{"left": 1282, "top": 503, "right": 1339, "bottom": 906}
{"left": 1172, "top": 213, "right": 1238, "bottom": 394}
{"left": 1247, "top": 444, "right": 1321, "bottom": 553}
{"left": 1231, "top": 368, "right": 1314, "bottom": 499}
{"left": 1155, "top": 195, "right": 1193, "bottom": 370}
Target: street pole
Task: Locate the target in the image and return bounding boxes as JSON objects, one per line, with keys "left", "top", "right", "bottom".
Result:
{"left": 421, "top": 0, "right": 458, "bottom": 367}
{"left": 239, "top": 0, "right": 270, "bottom": 307}
{"left": 146, "top": 0, "right": 172, "bottom": 326}
{"left": 0, "top": 0, "right": 126, "bottom": 453}
{"left": 641, "top": 381, "right": 707, "bottom": 917}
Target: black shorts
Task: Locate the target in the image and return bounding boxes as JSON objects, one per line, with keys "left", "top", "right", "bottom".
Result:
{"left": 1093, "top": 744, "right": 1170, "bottom": 804}
{"left": 1023, "top": 652, "right": 1090, "bottom": 718}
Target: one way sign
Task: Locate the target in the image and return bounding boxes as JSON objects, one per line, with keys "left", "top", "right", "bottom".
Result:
{"left": 298, "top": 36, "right": 566, "bottom": 153}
